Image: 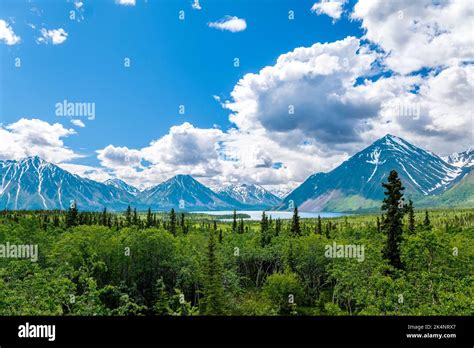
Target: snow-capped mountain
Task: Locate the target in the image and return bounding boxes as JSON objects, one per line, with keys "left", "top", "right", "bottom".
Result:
{"left": 444, "top": 149, "right": 473, "bottom": 168}
{"left": 138, "top": 174, "right": 238, "bottom": 211}
{"left": 0, "top": 156, "right": 135, "bottom": 211}
{"left": 104, "top": 178, "right": 139, "bottom": 196}
{"left": 1, "top": 136, "right": 472, "bottom": 212}
{"left": 278, "top": 134, "right": 469, "bottom": 212}
{"left": 217, "top": 183, "right": 281, "bottom": 209}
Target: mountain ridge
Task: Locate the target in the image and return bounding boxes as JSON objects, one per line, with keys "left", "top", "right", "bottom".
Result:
{"left": 1, "top": 135, "right": 472, "bottom": 212}
{"left": 276, "top": 134, "right": 471, "bottom": 212}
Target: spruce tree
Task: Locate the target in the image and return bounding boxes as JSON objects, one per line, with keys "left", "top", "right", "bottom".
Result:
{"left": 133, "top": 208, "right": 138, "bottom": 225}
{"left": 260, "top": 211, "right": 268, "bottom": 234}
{"left": 275, "top": 218, "right": 281, "bottom": 236}
{"left": 424, "top": 210, "right": 431, "bottom": 227}
{"left": 232, "top": 210, "right": 237, "bottom": 233}
{"left": 290, "top": 206, "right": 301, "bottom": 236}
{"left": 238, "top": 217, "right": 244, "bottom": 234}
{"left": 146, "top": 208, "right": 153, "bottom": 228}
{"left": 125, "top": 205, "right": 132, "bottom": 227}
{"left": 154, "top": 277, "right": 170, "bottom": 315}
{"left": 202, "top": 229, "right": 225, "bottom": 315}
{"left": 169, "top": 208, "right": 177, "bottom": 236}
{"left": 66, "top": 200, "right": 78, "bottom": 228}
{"left": 381, "top": 170, "right": 405, "bottom": 270}
{"left": 317, "top": 215, "right": 322, "bottom": 234}
{"left": 181, "top": 213, "right": 186, "bottom": 231}
{"left": 101, "top": 207, "right": 107, "bottom": 226}
{"left": 407, "top": 199, "right": 415, "bottom": 234}
{"left": 260, "top": 211, "right": 269, "bottom": 247}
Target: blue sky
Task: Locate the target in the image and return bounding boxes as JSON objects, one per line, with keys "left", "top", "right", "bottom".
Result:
{"left": 1, "top": 0, "right": 361, "bottom": 162}
{"left": 0, "top": 0, "right": 472, "bottom": 192}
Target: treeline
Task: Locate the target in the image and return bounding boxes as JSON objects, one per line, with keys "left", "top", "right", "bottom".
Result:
{"left": 0, "top": 171, "right": 472, "bottom": 316}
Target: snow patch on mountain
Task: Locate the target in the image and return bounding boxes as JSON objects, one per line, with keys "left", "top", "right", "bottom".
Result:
{"left": 444, "top": 149, "right": 473, "bottom": 168}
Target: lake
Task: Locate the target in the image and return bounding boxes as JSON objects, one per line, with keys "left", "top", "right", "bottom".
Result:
{"left": 191, "top": 210, "right": 348, "bottom": 221}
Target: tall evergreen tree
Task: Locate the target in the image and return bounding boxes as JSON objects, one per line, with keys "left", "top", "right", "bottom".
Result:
{"left": 146, "top": 208, "right": 153, "bottom": 228}
{"left": 381, "top": 170, "right": 405, "bottom": 270}
{"left": 66, "top": 200, "right": 78, "bottom": 228}
{"left": 260, "top": 211, "right": 269, "bottom": 234}
{"left": 202, "top": 229, "right": 225, "bottom": 315}
{"left": 290, "top": 206, "right": 301, "bottom": 236}
{"left": 238, "top": 217, "right": 244, "bottom": 234}
{"left": 169, "top": 208, "right": 177, "bottom": 236}
{"left": 275, "top": 218, "right": 281, "bottom": 236}
{"left": 181, "top": 213, "right": 185, "bottom": 230}
{"left": 407, "top": 199, "right": 415, "bottom": 234}
{"left": 317, "top": 215, "right": 322, "bottom": 234}
{"left": 232, "top": 210, "right": 237, "bottom": 233}
{"left": 424, "top": 210, "right": 431, "bottom": 228}
{"left": 260, "top": 211, "right": 270, "bottom": 246}
{"left": 125, "top": 205, "right": 132, "bottom": 227}
{"left": 154, "top": 277, "right": 170, "bottom": 315}
{"left": 101, "top": 207, "right": 107, "bottom": 226}
{"left": 132, "top": 208, "right": 138, "bottom": 225}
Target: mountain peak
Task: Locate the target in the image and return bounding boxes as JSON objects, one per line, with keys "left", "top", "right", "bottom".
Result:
{"left": 104, "top": 178, "right": 139, "bottom": 195}
{"left": 279, "top": 134, "right": 466, "bottom": 212}
{"left": 172, "top": 174, "right": 193, "bottom": 179}
{"left": 17, "top": 155, "right": 50, "bottom": 168}
{"left": 377, "top": 133, "right": 410, "bottom": 146}
{"left": 168, "top": 174, "right": 196, "bottom": 184}
{"left": 22, "top": 155, "right": 44, "bottom": 163}
{"left": 217, "top": 182, "right": 281, "bottom": 208}
{"left": 445, "top": 148, "right": 474, "bottom": 168}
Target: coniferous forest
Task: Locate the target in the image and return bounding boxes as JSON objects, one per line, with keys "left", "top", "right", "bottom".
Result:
{"left": 1, "top": 172, "right": 472, "bottom": 316}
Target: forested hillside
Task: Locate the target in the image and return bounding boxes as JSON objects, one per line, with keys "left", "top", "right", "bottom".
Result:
{"left": 1, "top": 183, "right": 472, "bottom": 316}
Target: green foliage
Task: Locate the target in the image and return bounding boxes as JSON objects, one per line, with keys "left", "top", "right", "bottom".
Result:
{"left": 0, "top": 205, "right": 472, "bottom": 316}
{"left": 263, "top": 272, "right": 303, "bottom": 314}
{"left": 290, "top": 207, "right": 301, "bottom": 236}
{"left": 381, "top": 170, "right": 405, "bottom": 269}
{"left": 406, "top": 199, "right": 415, "bottom": 234}
{"left": 66, "top": 200, "right": 78, "bottom": 228}
{"left": 169, "top": 209, "right": 177, "bottom": 236}
{"left": 201, "top": 229, "right": 226, "bottom": 315}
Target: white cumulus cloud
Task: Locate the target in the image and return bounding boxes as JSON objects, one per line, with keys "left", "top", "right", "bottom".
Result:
{"left": 352, "top": 0, "right": 474, "bottom": 74}
{"left": 192, "top": 0, "right": 202, "bottom": 10}
{"left": 0, "top": 118, "right": 79, "bottom": 163}
{"left": 208, "top": 16, "right": 247, "bottom": 32}
{"left": 70, "top": 119, "right": 85, "bottom": 128}
{"left": 37, "top": 28, "right": 68, "bottom": 45}
{"left": 97, "top": 145, "right": 142, "bottom": 169}
{"left": 311, "top": 0, "right": 347, "bottom": 21}
{"left": 115, "top": 0, "right": 136, "bottom": 6}
{"left": 0, "top": 19, "right": 20, "bottom": 45}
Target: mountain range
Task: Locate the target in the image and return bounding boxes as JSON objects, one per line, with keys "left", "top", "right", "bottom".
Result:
{"left": 0, "top": 134, "right": 472, "bottom": 212}
{"left": 276, "top": 135, "right": 472, "bottom": 212}
{"left": 0, "top": 158, "right": 280, "bottom": 211}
